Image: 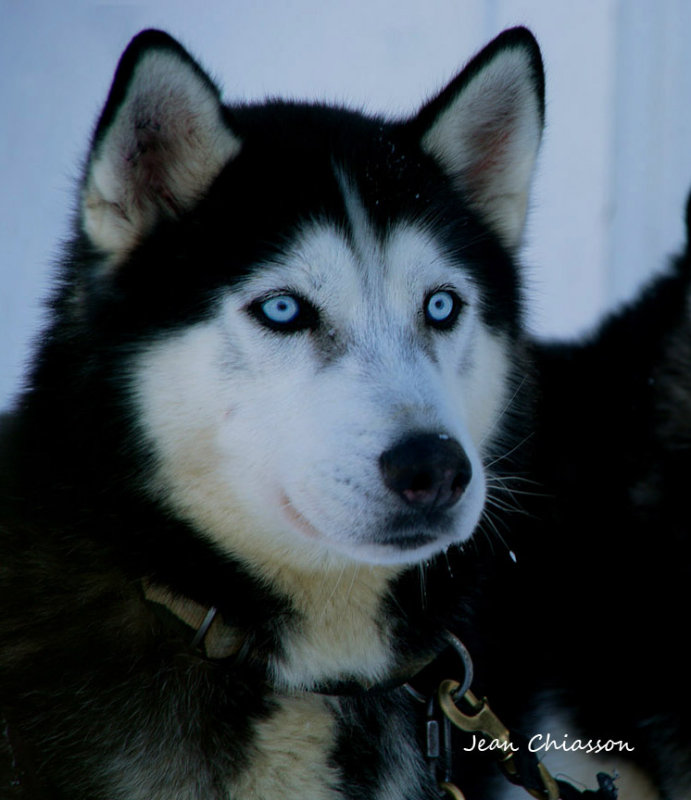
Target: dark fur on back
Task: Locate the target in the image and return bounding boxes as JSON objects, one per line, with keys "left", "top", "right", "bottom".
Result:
{"left": 471, "top": 201, "right": 691, "bottom": 798}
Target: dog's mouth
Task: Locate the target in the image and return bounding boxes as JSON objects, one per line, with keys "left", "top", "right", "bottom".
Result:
{"left": 371, "top": 530, "right": 439, "bottom": 549}
{"left": 278, "top": 489, "right": 465, "bottom": 564}
{"left": 279, "top": 492, "right": 325, "bottom": 542}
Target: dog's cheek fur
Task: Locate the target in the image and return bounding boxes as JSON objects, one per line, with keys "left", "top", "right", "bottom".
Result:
{"left": 127, "top": 318, "right": 336, "bottom": 566}
{"left": 455, "top": 326, "right": 513, "bottom": 452}
{"left": 129, "top": 322, "right": 239, "bottom": 532}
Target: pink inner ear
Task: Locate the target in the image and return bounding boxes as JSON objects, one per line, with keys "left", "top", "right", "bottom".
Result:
{"left": 466, "top": 125, "right": 514, "bottom": 187}
{"left": 417, "top": 33, "right": 543, "bottom": 249}
{"left": 135, "top": 145, "right": 185, "bottom": 218}
{"left": 124, "top": 108, "right": 185, "bottom": 216}
{"left": 82, "top": 50, "right": 240, "bottom": 258}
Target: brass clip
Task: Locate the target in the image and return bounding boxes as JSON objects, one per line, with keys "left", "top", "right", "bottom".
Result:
{"left": 437, "top": 680, "right": 560, "bottom": 800}
{"left": 439, "top": 781, "right": 466, "bottom": 800}
{"left": 438, "top": 681, "right": 513, "bottom": 757}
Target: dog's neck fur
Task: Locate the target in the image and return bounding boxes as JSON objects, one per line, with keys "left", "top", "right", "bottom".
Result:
{"left": 254, "top": 560, "right": 402, "bottom": 690}
{"left": 143, "top": 558, "right": 421, "bottom": 693}
{"left": 149, "top": 534, "right": 405, "bottom": 691}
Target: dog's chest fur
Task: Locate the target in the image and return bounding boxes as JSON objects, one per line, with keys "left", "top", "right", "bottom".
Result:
{"left": 106, "top": 593, "right": 429, "bottom": 800}
{"left": 231, "top": 693, "right": 426, "bottom": 800}
{"left": 232, "top": 694, "right": 342, "bottom": 799}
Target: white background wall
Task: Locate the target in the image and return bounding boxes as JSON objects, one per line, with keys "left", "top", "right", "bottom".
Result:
{"left": 2, "top": 0, "right": 691, "bottom": 408}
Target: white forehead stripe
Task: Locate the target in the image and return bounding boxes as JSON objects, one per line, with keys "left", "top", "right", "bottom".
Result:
{"left": 335, "top": 170, "right": 383, "bottom": 276}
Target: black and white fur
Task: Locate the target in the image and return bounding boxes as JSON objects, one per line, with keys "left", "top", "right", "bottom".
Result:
{"left": 0, "top": 28, "right": 543, "bottom": 799}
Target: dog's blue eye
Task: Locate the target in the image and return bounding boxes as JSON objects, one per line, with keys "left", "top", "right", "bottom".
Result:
{"left": 425, "top": 290, "right": 462, "bottom": 329}
{"left": 249, "top": 293, "right": 319, "bottom": 333}
{"left": 261, "top": 295, "right": 300, "bottom": 324}
{"left": 427, "top": 292, "right": 454, "bottom": 321}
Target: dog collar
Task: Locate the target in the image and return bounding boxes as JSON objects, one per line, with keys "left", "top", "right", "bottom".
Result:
{"left": 143, "top": 580, "right": 242, "bottom": 660}
{"left": 141, "top": 579, "right": 466, "bottom": 694}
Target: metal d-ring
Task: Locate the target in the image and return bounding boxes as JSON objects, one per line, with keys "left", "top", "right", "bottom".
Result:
{"left": 190, "top": 605, "right": 219, "bottom": 649}
{"left": 443, "top": 630, "right": 474, "bottom": 698}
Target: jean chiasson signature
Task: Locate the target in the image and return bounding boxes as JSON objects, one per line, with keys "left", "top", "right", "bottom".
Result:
{"left": 463, "top": 733, "right": 635, "bottom": 755}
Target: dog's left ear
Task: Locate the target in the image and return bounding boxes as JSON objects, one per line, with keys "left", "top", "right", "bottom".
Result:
{"left": 415, "top": 27, "right": 544, "bottom": 250}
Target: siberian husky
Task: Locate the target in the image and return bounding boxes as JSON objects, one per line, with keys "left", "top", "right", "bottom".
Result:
{"left": 0, "top": 26, "right": 543, "bottom": 799}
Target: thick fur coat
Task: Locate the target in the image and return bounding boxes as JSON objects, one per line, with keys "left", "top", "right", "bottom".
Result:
{"left": 0, "top": 28, "right": 542, "bottom": 800}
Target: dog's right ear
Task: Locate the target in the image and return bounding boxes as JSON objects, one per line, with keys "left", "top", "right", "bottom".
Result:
{"left": 81, "top": 30, "right": 241, "bottom": 261}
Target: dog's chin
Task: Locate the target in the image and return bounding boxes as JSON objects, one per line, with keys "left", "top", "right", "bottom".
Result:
{"left": 334, "top": 538, "right": 455, "bottom": 567}
{"left": 341, "top": 521, "right": 477, "bottom": 566}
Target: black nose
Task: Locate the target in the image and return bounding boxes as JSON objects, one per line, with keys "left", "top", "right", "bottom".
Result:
{"left": 379, "top": 433, "right": 472, "bottom": 511}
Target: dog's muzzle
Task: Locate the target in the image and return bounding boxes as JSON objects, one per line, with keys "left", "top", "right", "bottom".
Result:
{"left": 379, "top": 433, "right": 472, "bottom": 512}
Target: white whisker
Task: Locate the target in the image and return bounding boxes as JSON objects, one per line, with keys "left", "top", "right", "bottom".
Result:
{"left": 479, "top": 375, "right": 529, "bottom": 449}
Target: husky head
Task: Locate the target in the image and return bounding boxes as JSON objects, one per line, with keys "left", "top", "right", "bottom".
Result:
{"left": 64, "top": 29, "right": 543, "bottom": 572}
